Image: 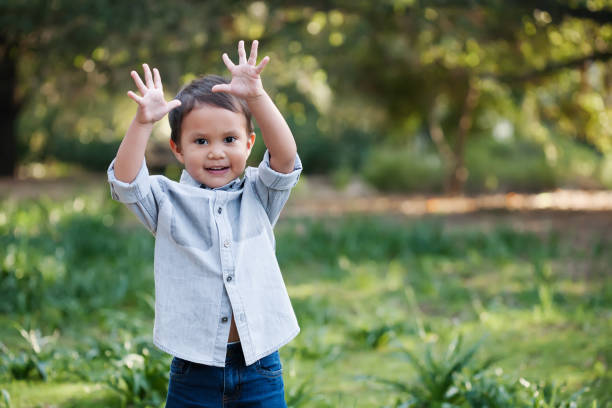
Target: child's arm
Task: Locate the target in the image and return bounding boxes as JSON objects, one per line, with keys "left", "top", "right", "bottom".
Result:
{"left": 212, "top": 40, "right": 297, "bottom": 174}
{"left": 114, "top": 64, "right": 181, "bottom": 183}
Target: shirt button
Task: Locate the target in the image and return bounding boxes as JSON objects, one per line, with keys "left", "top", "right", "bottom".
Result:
{"left": 221, "top": 317, "right": 228, "bottom": 323}
{"left": 223, "top": 240, "right": 231, "bottom": 248}
{"left": 217, "top": 207, "right": 222, "bottom": 214}
{"left": 226, "top": 276, "right": 232, "bottom": 282}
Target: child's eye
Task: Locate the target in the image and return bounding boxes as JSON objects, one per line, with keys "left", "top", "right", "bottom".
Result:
{"left": 224, "top": 136, "right": 237, "bottom": 143}
{"left": 195, "top": 138, "right": 208, "bottom": 145}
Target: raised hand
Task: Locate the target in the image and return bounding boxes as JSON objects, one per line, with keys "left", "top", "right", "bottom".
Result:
{"left": 212, "top": 40, "right": 270, "bottom": 100}
{"left": 127, "top": 64, "right": 181, "bottom": 124}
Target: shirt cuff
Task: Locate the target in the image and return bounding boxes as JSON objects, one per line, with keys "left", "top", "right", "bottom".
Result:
{"left": 107, "top": 158, "right": 152, "bottom": 203}
{"left": 257, "top": 150, "right": 302, "bottom": 190}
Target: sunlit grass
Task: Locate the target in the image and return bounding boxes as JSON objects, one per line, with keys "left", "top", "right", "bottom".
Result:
{"left": 1, "top": 382, "right": 119, "bottom": 407}
{"left": 1, "top": 194, "right": 610, "bottom": 406}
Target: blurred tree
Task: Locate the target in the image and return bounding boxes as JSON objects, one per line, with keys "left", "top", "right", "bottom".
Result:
{"left": 2, "top": 0, "right": 610, "bottom": 192}
{"left": 2, "top": 1, "right": 152, "bottom": 176}
{"left": 279, "top": 0, "right": 611, "bottom": 192}
{"left": 0, "top": 0, "right": 234, "bottom": 177}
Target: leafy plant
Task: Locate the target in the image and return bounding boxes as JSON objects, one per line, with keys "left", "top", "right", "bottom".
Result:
{"left": 0, "top": 389, "right": 11, "bottom": 408}
{"left": 388, "top": 335, "right": 495, "bottom": 406}
{"left": 375, "top": 335, "right": 599, "bottom": 408}
{"left": 456, "top": 371, "right": 596, "bottom": 408}
{"left": 0, "top": 324, "right": 58, "bottom": 381}
{"left": 286, "top": 377, "right": 328, "bottom": 408}
{"left": 102, "top": 338, "right": 170, "bottom": 408}
{"left": 351, "top": 322, "right": 408, "bottom": 349}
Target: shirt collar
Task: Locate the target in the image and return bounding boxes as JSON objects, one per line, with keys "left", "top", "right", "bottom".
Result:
{"left": 179, "top": 169, "right": 242, "bottom": 191}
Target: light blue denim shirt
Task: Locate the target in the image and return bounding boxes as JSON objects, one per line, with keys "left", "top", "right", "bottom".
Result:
{"left": 106, "top": 150, "right": 302, "bottom": 367}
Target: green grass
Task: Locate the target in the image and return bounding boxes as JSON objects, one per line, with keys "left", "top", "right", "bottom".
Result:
{"left": 1, "top": 382, "right": 120, "bottom": 408}
{"left": 1, "top": 192, "right": 610, "bottom": 407}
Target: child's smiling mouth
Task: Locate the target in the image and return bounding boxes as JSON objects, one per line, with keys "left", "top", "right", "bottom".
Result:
{"left": 206, "top": 166, "right": 230, "bottom": 175}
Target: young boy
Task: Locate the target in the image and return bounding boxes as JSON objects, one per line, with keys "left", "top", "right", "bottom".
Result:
{"left": 107, "top": 41, "right": 301, "bottom": 407}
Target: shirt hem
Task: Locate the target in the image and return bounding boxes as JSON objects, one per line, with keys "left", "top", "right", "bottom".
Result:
{"left": 243, "top": 326, "right": 301, "bottom": 366}
{"left": 152, "top": 337, "right": 225, "bottom": 367}
{"left": 153, "top": 326, "right": 300, "bottom": 368}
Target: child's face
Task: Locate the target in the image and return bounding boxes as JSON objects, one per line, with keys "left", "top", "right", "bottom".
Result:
{"left": 170, "top": 105, "right": 255, "bottom": 188}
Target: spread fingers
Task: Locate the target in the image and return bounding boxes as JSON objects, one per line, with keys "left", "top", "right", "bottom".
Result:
{"left": 248, "top": 40, "right": 258, "bottom": 65}
{"left": 130, "top": 70, "right": 147, "bottom": 95}
{"left": 143, "top": 64, "right": 154, "bottom": 89}
{"left": 238, "top": 40, "right": 247, "bottom": 64}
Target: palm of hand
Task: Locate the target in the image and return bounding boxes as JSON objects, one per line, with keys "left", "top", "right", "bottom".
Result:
{"left": 137, "top": 89, "right": 173, "bottom": 123}
{"left": 213, "top": 40, "right": 270, "bottom": 100}
{"left": 127, "top": 64, "right": 181, "bottom": 124}
{"left": 226, "top": 66, "right": 263, "bottom": 99}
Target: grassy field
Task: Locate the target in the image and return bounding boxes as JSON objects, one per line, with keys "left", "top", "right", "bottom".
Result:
{"left": 0, "top": 186, "right": 611, "bottom": 407}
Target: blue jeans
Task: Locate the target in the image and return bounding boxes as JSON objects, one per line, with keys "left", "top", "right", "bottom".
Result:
{"left": 165, "top": 342, "right": 287, "bottom": 407}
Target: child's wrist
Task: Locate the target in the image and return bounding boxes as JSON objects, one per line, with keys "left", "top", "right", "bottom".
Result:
{"left": 131, "top": 117, "right": 156, "bottom": 130}
{"left": 245, "top": 89, "right": 267, "bottom": 103}
{"left": 133, "top": 115, "right": 156, "bottom": 127}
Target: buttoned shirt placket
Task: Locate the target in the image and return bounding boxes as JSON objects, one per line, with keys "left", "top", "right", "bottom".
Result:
{"left": 211, "top": 189, "right": 247, "bottom": 363}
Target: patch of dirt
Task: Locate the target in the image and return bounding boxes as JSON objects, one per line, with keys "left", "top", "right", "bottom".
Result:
{"left": 0, "top": 173, "right": 105, "bottom": 200}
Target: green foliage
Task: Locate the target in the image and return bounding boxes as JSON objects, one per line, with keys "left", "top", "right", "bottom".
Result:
{"left": 379, "top": 336, "right": 596, "bottom": 408}
{"left": 297, "top": 125, "right": 375, "bottom": 175}
{"left": 48, "top": 136, "right": 120, "bottom": 171}
{"left": 386, "top": 335, "right": 493, "bottom": 406}
{"left": 331, "top": 166, "right": 354, "bottom": 191}
{"left": 0, "top": 325, "right": 56, "bottom": 382}
{"left": 362, "top": 136, "right": 611, "bottom": 193}
{"left": 101, "top": 339, "right": 169, "bottom": 408}
{"left": 0, "top": 389, "right": 10, "bottom": 408}
{"left": 465, "top": 138, "right": 557, "bottom": 192}
{"left": 362, "top": 147, "right": 445, "bottom": 193}
{"left": 285, "top": 377, "right": 329, "bottom": 408}
{"left": 276, "top": 217, "right": 557, "bottom": 267}
{"left": 351, "top": 322, "right": 408, "bottom": 350}
{"left": 0, "top": 345, "right": 45, "bottom": 382}
{"left": 453, "top": 372, "right": 593, "bottom": 408}
{"left": 466, "top": 133, "right": 612, "bottom": 193}
{"left": 1, "top": 194, "right": 610, "bottom": 405}
{"left": 4, "top": 0, "right": 611, "bottom": 191}
{"left": 0, "top": 195, "right": 153, "bottom": 322}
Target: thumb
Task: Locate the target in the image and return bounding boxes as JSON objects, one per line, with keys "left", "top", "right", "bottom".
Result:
{"left": 212, "top": 84, "right": 231, "bottom": 93}
{"left": 167, "top": 99, "right": 182, "bottom": 111}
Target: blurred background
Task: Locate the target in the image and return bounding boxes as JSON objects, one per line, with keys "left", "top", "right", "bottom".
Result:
{"left": 1, "top": 0, "right": 611, "bottom": 193}
{"left": 1, "top": 1, "right": 611, "bottom": 407}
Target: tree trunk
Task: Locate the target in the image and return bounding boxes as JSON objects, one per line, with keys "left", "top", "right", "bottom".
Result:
{"left": 605, "top": 60, "right": 612, "bottom": 107}
{"left": 448, "top": 80, "right": 480, "bottom": 194}
{"left": 0, "top": 38, "right": 17, "bottom": 178}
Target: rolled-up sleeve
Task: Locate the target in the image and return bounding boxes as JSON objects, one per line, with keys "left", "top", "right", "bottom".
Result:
{"left": 257, "top": 150, "right": 302, "bottom": 190}
{"left": 253, "top": 150, "right": 302, "bottom": 226}
{"left": 107, "top": 158, "right": 152, "bottom": 203}
{"left": 107, "top": 158, "right": 160, "bottom": 234}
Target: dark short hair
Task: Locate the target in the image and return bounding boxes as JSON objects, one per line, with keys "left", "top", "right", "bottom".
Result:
{"left": 168, "top": 75, "right": 254, "bottom": 145}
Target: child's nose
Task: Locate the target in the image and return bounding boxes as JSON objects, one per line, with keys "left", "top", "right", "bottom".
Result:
{"left": 207, "top": 147, "right": 225, "bottom": 159}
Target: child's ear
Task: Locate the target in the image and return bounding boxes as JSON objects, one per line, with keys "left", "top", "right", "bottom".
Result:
{"left": 169, "top": 139, "right": 185, "bottom": 164}
{"left": 246, "top": 132, "right": 256, "bottom": 154}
